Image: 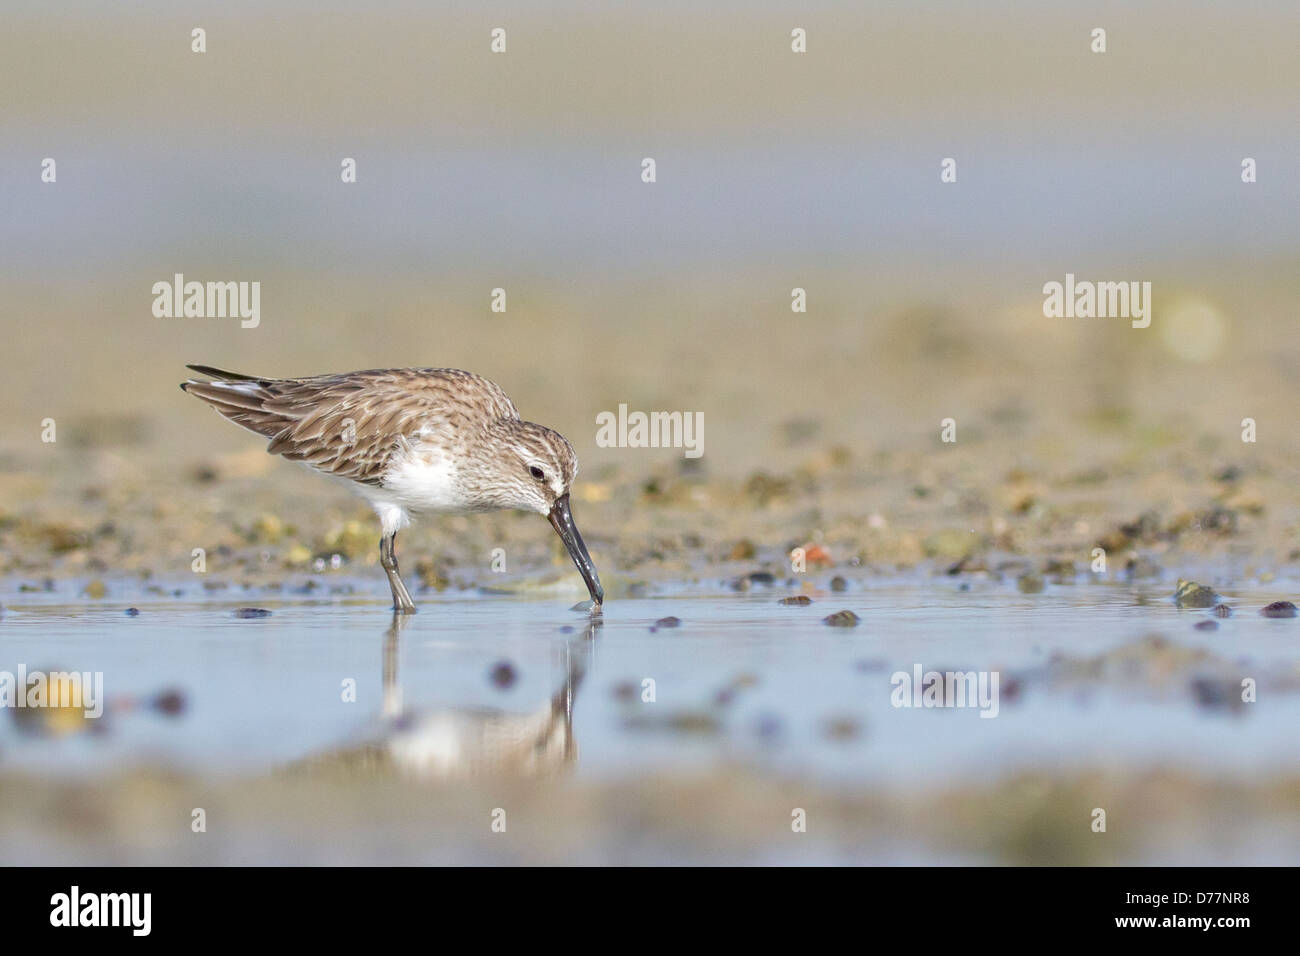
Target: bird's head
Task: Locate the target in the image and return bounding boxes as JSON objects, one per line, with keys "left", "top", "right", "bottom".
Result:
{"left": 475, "top": 420, "right": 603, "bottom": 606}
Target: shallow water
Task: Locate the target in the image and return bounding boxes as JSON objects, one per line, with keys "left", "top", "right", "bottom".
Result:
{"left": 3, "top": 575, "right": 1298, "bottom": 789}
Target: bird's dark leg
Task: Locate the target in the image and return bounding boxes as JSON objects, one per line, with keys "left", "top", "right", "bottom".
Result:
{"left": 379, "top": 533, "right": 416, "bottom": 614}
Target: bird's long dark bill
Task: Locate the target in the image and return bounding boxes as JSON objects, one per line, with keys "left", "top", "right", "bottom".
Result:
{"left": 548, "top": 494, "right": 603, "bottom": 606}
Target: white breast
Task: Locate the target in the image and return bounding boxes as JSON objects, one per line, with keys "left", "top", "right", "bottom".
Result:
{"left": 379, "top": 444, "right": 471, "bottom": 516}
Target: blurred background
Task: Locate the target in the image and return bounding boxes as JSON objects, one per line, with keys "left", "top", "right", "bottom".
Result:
{"left": 2, "top": 1, "right": 1300, "bottom": 864}
{"left": 3, "top": 0, "right": 1299, "bottom": 466}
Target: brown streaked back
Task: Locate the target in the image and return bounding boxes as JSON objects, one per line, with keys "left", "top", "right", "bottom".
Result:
{"left": 180, "top": 366, "right": 520, "bottom": 485}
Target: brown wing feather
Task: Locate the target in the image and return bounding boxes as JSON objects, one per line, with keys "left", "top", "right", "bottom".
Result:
{"left": 182, "top": 367, "right": 519, "bottom": 485}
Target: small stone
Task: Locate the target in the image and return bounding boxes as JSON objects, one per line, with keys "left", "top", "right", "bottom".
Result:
{"left": 233, "top": 607, "right": 272, "bottom": 618}
{"left": 1193, "top": 619, "right": 1219, "bottom": 631}
{"left": 1017, "top": 573, "right": 1045, "bottom": 594}
{"left": 1173, "top": 579, "right": 1218, "bottom": 608}
{"left": 1261, "top": 601, "right": 1298, "bottom": 619}
{"left": 124, "top": 607, "right": 140, "bottom": 617}
{"left": 1043, "top": 559, "right": 1077, "bottom": 582}
{"left": 830, "top": 576, "right": 848, "bottom": 592}
{"left": 822, "top": 610, "right": 860, "bottom": 627}
{"left": 778, "top": 596, "right": 812, "bottom": 606}
{"left": 152, "top": 689, "right": 186, "bottom": 715}
{"left": 489, "top": 661, "right": 517, "bottom": 689}
{"left": 1001, "top": 676, "right": 1023, "bottom": 704}
{"left": 84, "top": 579, "right": 107, "bottom": 600}
{"left": 1191, "top": 677, "right": 1243, "bottom": 711}
{"left": 728, "top": 540, "right": 756, "bottom": 560}
{"left": 651, "top": 616, "right": 681, "bottom": 630}
{"left": 1212, "top": 604, "right": 1233, "bottom": 618}
{"left": 611, "top": 681, "right": 639, "bottom": 702}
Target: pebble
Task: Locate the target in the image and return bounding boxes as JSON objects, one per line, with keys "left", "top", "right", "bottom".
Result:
{"left": 1043, "top": 559, "right": 1077, "bottom": 582}
{"left": 1017, "top": 573, "right": 1045, "bottom": 594}
{"left": 830, "top": 576, "right": 848, "bottom": 592}
{"left": 822, "top": 610, "right": 860, "bottom": 627}
{"left": 778, "top": 596, "right": 812, "bottom": 606}
{"left": 1190, "top": 677, "right": 1243, "bottom": 711}
{"left": 1001, "top": 676, "right": 1023, "bottom": 704}
{"left": 1212, "top": 604, "right": 1233, "bottom": 618}
{"left": 1193, "top": 620, "right": 1218, "bottom": 631}
{"left": 124, "top": 607, "right": 140, "bottom": 617}
{"left": 1261, "top": 601, "right": 1298, "bottom": 619}
{"left": 1173, "top": 580, "right": 1218, "bottom": 608}
{"left": 729, "top": 540, "right": 756, "bottom": 560}
{"left": 650, "top": 616, "right": 681, "bottom": 632}
{"left": 610, "top": 681, "right": 639, "bottom": 702}
{"left": 152, "top": 689, "right": 186, "bottom": 715}
{"left": 489, "top": 661, "right": 517, "bottom": 689}
{"left": 232, "top": 607, "right": 272, "bottom": 618}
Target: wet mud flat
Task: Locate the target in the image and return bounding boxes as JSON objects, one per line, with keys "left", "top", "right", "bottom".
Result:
{"left": 2, "top": 578, "right": 1299, "bottom": 864}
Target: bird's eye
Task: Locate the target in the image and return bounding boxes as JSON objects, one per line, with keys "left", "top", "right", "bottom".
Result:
{"left": 529, "top": 465, "right": 546, "bottom": 481}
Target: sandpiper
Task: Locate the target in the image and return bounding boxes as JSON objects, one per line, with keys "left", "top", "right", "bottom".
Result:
{"left": 180, "top": 364, "right": 603, "bottom": 614}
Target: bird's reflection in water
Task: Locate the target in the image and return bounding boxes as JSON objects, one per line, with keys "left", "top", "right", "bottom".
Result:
{"left": 296, "top": 613, "right": 599, "bottom": 781}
